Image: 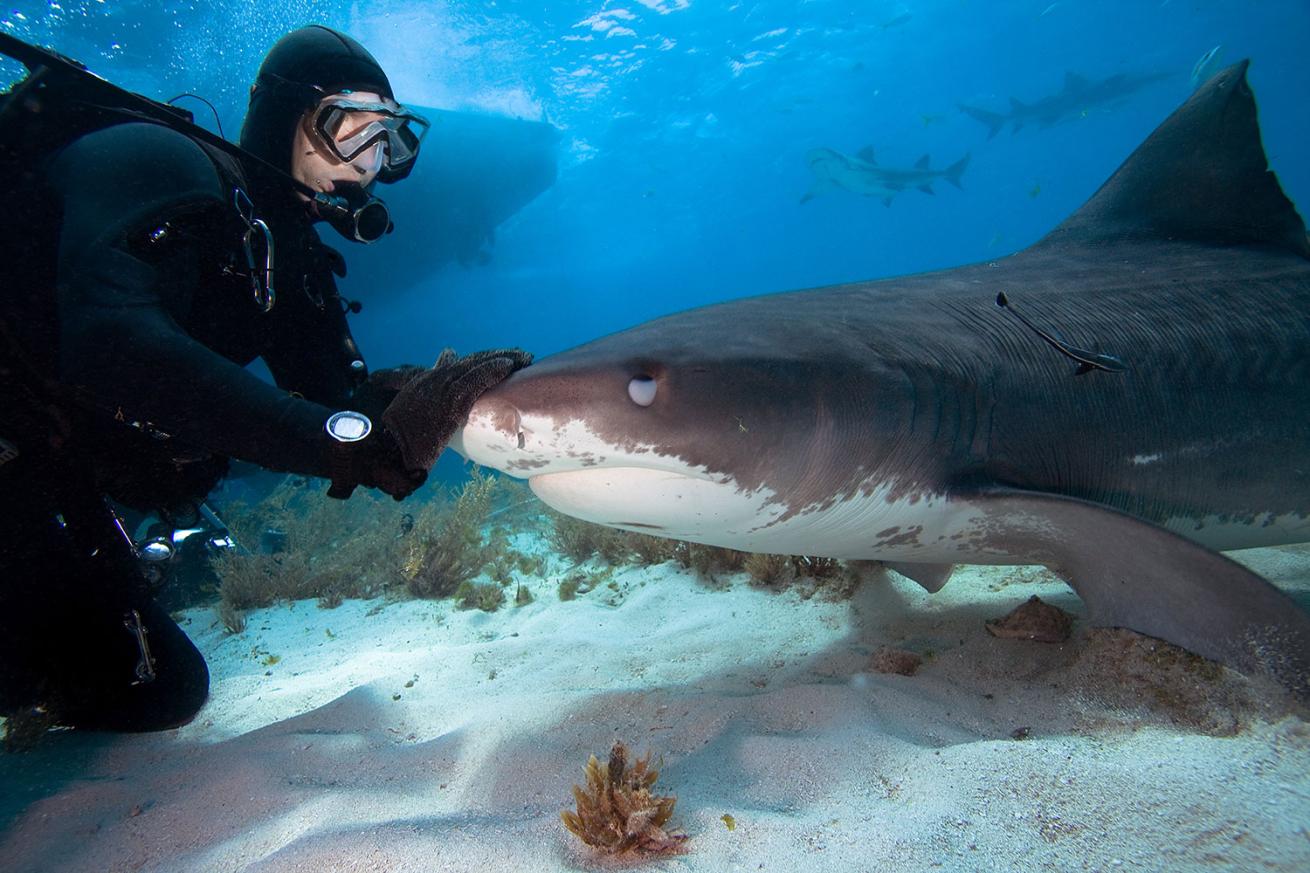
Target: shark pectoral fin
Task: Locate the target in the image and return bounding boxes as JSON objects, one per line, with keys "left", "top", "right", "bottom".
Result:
{"left": 972, "top": 488, "right": 1310, "bottom": 698}
{"left": 917, "top": 184, "right": 935, "bottom": 195}
{"left": 885, "top": 561, "right": 955, "bottom": 593}
{"left": 800, "top": 179, "right": 835, "bottom": 204}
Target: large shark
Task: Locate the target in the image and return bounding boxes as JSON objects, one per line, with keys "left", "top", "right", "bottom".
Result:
{"left": 959, "top": 69, "right": 1170, "bottom": 138}
{"left": 801, "top": 147, "right": 969, "bottom": 206}
{"left": 453, "top": 63, "right": 1310, "bottom": 695}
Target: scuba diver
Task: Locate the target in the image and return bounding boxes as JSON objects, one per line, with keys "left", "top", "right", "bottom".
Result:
{"left": 0, "top": 25, "right": 531, "bottom": 737}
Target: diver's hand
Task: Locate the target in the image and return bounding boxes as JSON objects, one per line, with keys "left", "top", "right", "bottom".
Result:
{"left": 326, "top": 427, "right": 428, "bottom": 501}
{"left": 382, "top": 347, "right": 533, "bottom": 471}
{"left": 351, "top": 365, "right": 426, "bottom": 420}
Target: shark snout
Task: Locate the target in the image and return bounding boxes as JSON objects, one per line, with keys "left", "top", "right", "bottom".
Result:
{"left": 452, "top": 394, "right": 527, "bottom": 467}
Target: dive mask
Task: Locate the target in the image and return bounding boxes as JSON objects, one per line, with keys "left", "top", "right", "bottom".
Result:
{"left": 310, "top": 92, "right": 430, "bottom": 183}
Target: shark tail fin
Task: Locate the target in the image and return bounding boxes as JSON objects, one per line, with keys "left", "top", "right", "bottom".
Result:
{"left": 944, "top": 152, "right": 970, "bottom": 189}
{"left": 1038, "top": 60, "right": 1310, "bottom": 258}
{"left": 958, "top": 103, "right": 1005, "bottom": 139}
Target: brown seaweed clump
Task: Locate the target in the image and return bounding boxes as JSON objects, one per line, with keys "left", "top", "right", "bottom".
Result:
{"left": 561, "top": 741, "right": 686, "bottom": 856}
{"left": 673, "top": 542, "right": 746, "bottom": 587}
{"left": 868, "top": 645, "right": 923, "bottom": 676}
{"left": 550, "top": 512, "right": 633, "bottom": 564}
{"left": 403, "top": 471, "right": 499, "bottom": 598}
{"left": 985, "top": 595, "right": 1074, "bottom": 642}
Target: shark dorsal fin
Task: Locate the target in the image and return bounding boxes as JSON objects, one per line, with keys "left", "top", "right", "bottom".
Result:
{"left": 1037, "top": 61, "right": 1310, "bottom": 258}
{"left": 914, "top": 154, "right": 930, "bottom": 169}
{"left": 856, "top": 145, "right": 877, "bottom": 164}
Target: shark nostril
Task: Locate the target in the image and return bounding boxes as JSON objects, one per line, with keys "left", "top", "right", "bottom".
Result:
{"left": 517, "top": 431, "right": 526, "bottom": 450}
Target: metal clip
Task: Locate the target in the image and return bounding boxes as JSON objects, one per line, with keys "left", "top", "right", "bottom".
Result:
{"left": 123, "top": 609, "right": 157, "bottom": 685}
{"left": 0, "top": 436, "right": 18, "bottom": 467}
{"left": 234, "top": 188, "right": 276, "bottom": 312}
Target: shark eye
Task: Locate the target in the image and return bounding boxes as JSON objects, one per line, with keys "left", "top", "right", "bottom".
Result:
{"left": 627, "top": 375, "right": 657, "bottom": 407}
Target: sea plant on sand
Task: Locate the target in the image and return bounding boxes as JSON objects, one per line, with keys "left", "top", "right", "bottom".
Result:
{"left": 561, "top": 741, "right": 686, "bottom": 856}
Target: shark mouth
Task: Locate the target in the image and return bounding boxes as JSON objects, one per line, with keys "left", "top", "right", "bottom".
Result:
{"left": 450, "top": 411, "right": 785, "bottom": 540}
{"left": 525, "top": 466, "right": 778, "bottom": 537}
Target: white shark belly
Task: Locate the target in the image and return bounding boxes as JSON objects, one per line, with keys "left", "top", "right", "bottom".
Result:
{"left": 525, "top": 465, "right": 998, "bottom": 562}
{"left": 1161, "top": 512, "right": 1310, "bottom": 552}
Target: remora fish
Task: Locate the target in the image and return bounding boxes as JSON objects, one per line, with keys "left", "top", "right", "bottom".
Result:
{"left": 959, "top": 69, "right": 1170, "bottom": 138}
{"left": 1190, "top": 44, "right": 1224, "bottom": 92}
{"left": 801, "top": 146, "right": 969, "bottom": 206}
{"left": 454, "top": 62, "right": 1310, "bottom": 694}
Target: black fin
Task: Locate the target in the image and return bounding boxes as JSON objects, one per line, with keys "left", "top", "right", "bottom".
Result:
{"left": 1038, "top": 61, "right": 1310, "bottom": 258}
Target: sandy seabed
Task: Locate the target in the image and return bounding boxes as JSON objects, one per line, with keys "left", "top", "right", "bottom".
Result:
{"left": 2, "top": 537, "right": 1308, "bottom": 873}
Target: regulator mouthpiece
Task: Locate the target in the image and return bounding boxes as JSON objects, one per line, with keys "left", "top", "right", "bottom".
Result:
{"left": 314, "top": 183, "right": 392, "bottom": 243}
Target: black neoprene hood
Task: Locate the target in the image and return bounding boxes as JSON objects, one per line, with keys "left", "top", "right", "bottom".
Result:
{"left": 239, "top": 25, "right": 395, "bottom": 175}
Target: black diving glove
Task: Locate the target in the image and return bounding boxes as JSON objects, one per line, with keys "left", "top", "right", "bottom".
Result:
{"left": 325, "top": 349, "right": 530, "bottom": 501}
{"left": 350, "top": 365, "right": 427, "bottom": 421}
{"left": 325, "top": 426, "right": 428, "bottom": 501}
{"left": 382, "top": 347, "right": 534, "bottom": 471}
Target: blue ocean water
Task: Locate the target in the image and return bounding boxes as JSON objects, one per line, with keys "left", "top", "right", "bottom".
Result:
{"left": 4, "top": 0, "right": 1309, "bottom": 389}
{"left": 4, "top": 7, "right": 1310, "bottom": 866}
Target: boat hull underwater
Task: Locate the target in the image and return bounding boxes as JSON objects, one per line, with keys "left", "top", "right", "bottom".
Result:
{"left": 453, "top": 63, "right": 1310, "bottom": 696}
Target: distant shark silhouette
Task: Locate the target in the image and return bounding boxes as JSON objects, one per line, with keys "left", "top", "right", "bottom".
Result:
{"left": 801, "top": 147, "right": 970, "bottom": 206}
{"left": 454, "top": 63, "right": 1310, "bottom": 696}
{"left": 959, "top": 69, "right": 1170, "bottom": 138}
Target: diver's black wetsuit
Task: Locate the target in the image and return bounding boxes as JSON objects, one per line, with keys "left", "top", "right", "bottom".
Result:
{"left": 0, "top": 121, "right": 377, "bottom": 732}
{"left": 0, "top": 23, "right": 532, "bottom": 736}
